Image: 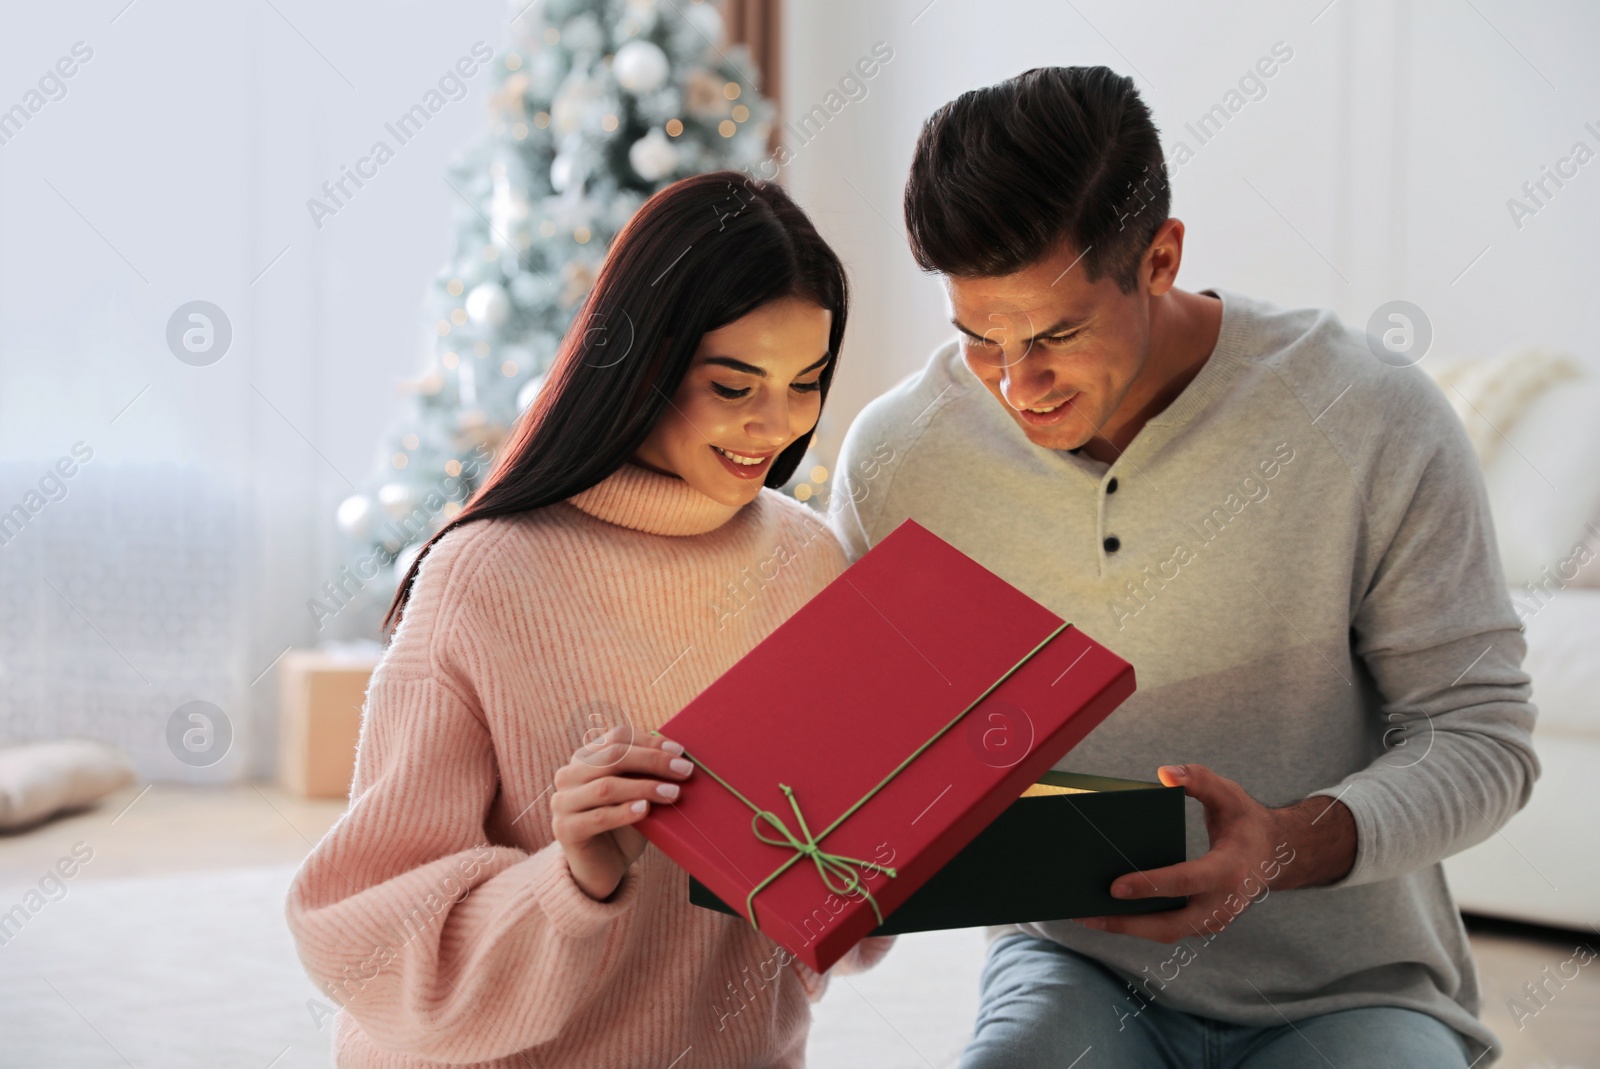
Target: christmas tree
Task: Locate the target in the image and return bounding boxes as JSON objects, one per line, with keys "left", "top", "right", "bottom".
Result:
{"left": 321, "top": 0, "right": 783, "bottom": 636}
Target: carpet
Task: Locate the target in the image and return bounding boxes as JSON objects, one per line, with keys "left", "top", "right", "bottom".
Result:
{"left": 0, "top": 864, "right": 988, "bottom": 1068}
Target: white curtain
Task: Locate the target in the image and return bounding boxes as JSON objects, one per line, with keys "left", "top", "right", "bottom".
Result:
{"left": 0, "top": 461, "right": 249, "bottom": 782}
{"left": 0, "top": 0, "right": 508, "bottom": 781}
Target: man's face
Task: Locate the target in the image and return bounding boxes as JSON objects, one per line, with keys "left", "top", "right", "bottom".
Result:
{"left": 947, "top": 241, "right": 1153, "bottom": 454}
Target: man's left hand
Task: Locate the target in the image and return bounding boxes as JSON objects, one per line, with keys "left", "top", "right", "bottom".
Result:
{"left": 1072, "top": 763, "right": 1356, "bottom": 944}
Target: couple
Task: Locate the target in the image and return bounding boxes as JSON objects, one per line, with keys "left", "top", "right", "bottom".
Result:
{"left": 286, "top": 66, "right": 1537, "bottom": 1068}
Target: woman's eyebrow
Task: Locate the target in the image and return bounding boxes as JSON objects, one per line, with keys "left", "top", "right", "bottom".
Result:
{"left": 702, "top": 352, "right": 832, "bottom": 378}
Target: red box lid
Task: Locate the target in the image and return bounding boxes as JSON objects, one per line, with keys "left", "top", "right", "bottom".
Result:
{"left": 640, "top": 518, "right": 1136, "bottom": 972}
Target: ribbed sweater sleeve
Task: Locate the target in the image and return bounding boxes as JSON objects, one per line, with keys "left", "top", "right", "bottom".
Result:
{"left": 284, "top": 528, "right": 643, "bottom": 1063}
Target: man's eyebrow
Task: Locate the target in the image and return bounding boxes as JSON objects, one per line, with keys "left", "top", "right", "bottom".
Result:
{"left": 702, "top": 352, "right": 832, "bottom": 378}
{"left": 950, "top": 316, "right": 1084, "bottom": 344}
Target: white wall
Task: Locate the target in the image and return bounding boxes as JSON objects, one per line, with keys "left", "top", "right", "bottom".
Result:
{"left": 780, "top": 0, "right": 1600, "bottom": 464}
{"left": 2, "top": 0, "right": 1595, "bottom": 780}
{"left": 0, "top": 0, "right": 509, "bottom": 779}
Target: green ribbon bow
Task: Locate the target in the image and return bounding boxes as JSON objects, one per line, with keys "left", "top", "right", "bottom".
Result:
{"left": 654, "top": 619, "right": 1072, "bottom": 934}
{"left": 753, "top": 782, "right": 899, "bottom": 924}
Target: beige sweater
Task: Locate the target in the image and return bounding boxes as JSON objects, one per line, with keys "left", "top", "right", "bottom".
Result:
{"left": 285, "top": 460, "right": 890, "bottom": 1068}
{"left": 829, "top": 288, "right": 1539, "bottom": 1065}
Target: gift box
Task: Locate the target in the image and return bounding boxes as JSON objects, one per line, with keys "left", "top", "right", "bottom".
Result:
{"left": 638, "top": 519, "right": 1138, "bottom": 972}
{"left": 689, "top": 770, "right": 1187, "bottom": 933}
{"left": 276, "top": 648, "right": 381, "bottom": 799}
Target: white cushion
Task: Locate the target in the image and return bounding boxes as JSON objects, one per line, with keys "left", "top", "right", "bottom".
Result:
{"left": 1429, "top": 349, "right": 1581, "bottom": 467}
{"left": 0, "top": 738, "right": 137, "bottom": 830}
{"left": 1477, "top": 371, "right": 1600, "bottom": 585}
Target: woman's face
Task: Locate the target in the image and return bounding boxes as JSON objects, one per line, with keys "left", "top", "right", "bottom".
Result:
{"left": 634, "top": 296, "right": 833, "bottom": 507}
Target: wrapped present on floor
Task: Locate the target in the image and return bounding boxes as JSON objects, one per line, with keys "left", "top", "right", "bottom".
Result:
{"left": 276, "top": 645, "right": 382, "bottom": 800}
{"left": 640, "top": 519, "right": 1169, "bottom": 973}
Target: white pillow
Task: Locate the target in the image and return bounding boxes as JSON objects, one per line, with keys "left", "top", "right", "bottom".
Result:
{"left": 0, "top": 738, "right": 137, "bottom": 831}
{"left": 1430, "top": 349, "right": 1581, "bottom": 467}
{"left": 1478, "top": 370, "right": 1600, "bottom": 586}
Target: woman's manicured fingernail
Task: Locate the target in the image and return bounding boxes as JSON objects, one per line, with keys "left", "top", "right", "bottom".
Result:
{"left": 660, "top": 739, "right": 685, "bottom": 756}
{"left": 630, "top": 799, "right": 648, "bottom": 813}
{"left": 656, "top": 783, "right": 680, "bottom": 801}
{"left": 1111, "top": 882, "right": 1131, "bottom": 899}
{"left": 670, "top": 758, "right": 693, "bottom": 776}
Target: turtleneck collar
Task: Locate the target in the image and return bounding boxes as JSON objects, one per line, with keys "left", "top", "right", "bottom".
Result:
{"left": 566, "top": 460, "right": 747, "bottom": 536}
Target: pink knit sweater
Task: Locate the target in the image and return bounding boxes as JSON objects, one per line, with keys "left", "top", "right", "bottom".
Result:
{"left": 285, "top": 460, "right": 891, "bottom": 1068}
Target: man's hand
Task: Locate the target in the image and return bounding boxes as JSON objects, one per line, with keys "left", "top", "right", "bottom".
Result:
{"left": 1072, "top": 763, "right": 1356, "bottom": 944}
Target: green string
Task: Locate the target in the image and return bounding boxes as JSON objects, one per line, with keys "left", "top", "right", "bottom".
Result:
{"left": 652, "top": 619, "right": 1072, "bottom": 934}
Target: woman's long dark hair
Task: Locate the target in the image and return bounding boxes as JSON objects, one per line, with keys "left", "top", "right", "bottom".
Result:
{"left": 382, "top": 171, "right": 849, "bottom": 638}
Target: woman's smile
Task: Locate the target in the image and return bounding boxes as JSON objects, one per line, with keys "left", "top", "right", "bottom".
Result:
{"left": 711, "top": 444, "right": 778, "bottom": 479}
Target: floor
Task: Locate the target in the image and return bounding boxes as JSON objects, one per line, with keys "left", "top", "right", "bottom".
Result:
{"left": 0, "top": 779, "right": 348, "bottom": 886}
{"left": 2, "top": 782, "right": 1595, "bottom": 1068}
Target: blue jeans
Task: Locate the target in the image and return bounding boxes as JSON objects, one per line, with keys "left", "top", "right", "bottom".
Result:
{"left": 958, "top": 932, "right": 1474, "bottom": 1069}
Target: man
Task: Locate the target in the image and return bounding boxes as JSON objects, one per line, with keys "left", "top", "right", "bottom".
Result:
{"left": 829, "top": 66, "right": 1537, "bottom": 1067}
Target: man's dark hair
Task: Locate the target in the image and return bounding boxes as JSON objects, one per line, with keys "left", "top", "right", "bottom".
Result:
{"left": 904, "top": 66, "right": 1169, "bottom": 292}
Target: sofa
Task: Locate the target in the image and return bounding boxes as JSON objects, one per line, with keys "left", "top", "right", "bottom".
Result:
{"left": 1429, "top": 350, "right": 1600, "bottom": 931}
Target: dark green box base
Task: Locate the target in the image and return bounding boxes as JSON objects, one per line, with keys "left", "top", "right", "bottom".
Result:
{"left": 688, "top": 770, "right": 1188, "bottom": 935}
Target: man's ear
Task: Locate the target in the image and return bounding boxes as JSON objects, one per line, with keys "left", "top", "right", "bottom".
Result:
{"left": 1143, "top": 217, "right": 1187, "bottom": 297}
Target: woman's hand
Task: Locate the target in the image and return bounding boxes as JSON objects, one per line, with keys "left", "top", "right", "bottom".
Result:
{"left": 551, "top": 726, "right": 694, "bottom": 901}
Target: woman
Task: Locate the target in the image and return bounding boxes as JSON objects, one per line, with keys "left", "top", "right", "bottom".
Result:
{"left": 285, "top": 171, "right": 891, "bottom": 1068}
